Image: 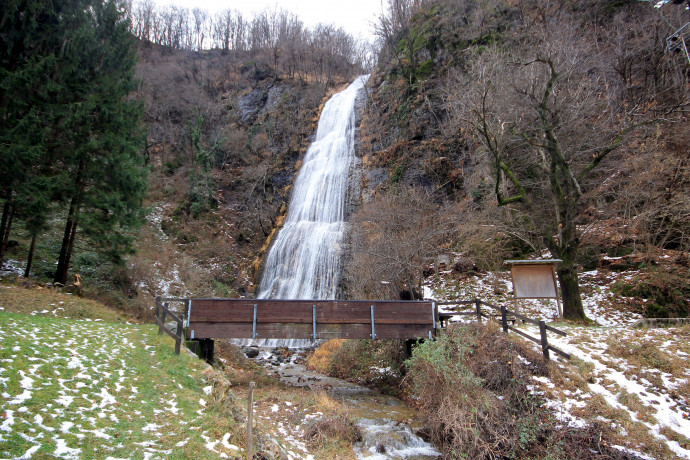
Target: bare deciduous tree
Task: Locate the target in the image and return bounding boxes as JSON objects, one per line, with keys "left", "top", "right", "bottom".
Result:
{"left": 448, "top": 12, "right": 687, "bottom": 320}
{"left": 344, "top": 188, "right": 456, "bottom": 300}
{"left": 126, "top": 1, "right": 367, "bottom": 79}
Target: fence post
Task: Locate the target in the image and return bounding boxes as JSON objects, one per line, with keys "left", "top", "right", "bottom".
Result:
{"left": 475, "top": 299, "right": 482, "bottom": 323}
{"left": 175, "top": 317, "right": 183, "bottom": 355}
{"left": 539, "top": 320, "right": 550, "bottom": 360}
{"left": 246, "top": 381, "right": 255, "bottom": 460}
{"left": 501, "top": 305, "right": 508, "bottom": 332}
{"left": 155, "top": 296, "right": 160, "bottom": 325}
{"left": 156, "top": 297, "right": 166, "bottom": 335}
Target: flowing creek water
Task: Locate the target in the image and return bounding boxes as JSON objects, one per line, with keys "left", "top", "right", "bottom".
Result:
{"left": 254, "top": 348, "right": 440, "bottom": 459}
{"left": 245, "top": 75, "right": 440, "bottom": 459}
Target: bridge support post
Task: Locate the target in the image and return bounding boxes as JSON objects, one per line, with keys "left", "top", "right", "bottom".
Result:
{"left": 405, "top": 339, "right": 415, "bottom": 357}
{"left": 193, "top": 338, "right": 214, "bottom": 364}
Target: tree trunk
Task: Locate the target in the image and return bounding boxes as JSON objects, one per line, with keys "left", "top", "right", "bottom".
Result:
{"left": 64, "top": 221, "right": 78, "bottom": 283}
{"left": 0, "top": 198, "right": 11, "bottom": 267}
{"left": 55, "top": 160, "right": 84, "bottom": 284}
{"left": 24, "top": 234, "right": 37, "bottom": 277}
{"left": 546, "top": 213, "right": 587, "bottom": 322}
{"left": 55, "top": 216, "right": 75, "bottom": 285}
{"left": 0, "top": 203, "right": 15, "bottom": 269}
{"left": 55, "top": 220, "right": 78, "bottom": 285}
{"left": 557, "top": 264, "right": 586, "bottom": 321}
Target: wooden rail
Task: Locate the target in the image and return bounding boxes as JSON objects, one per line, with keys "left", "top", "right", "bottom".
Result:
{"left": 154, "top": 296, "right": 186, "bottom": 355}
{"left": 437, "top": 299, "right": 570, "bottom": 360}
{"left": 186, "top": 298, "right": 438, "bottom": 341}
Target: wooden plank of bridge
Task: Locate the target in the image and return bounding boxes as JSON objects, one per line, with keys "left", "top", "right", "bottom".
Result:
{"left": 190, "top": 300, "right": 432, "bottom": 323}
{"left": 189, "top": 322, "right": 433, "bottom": 340}
{"left": 187, "top": 299, "right": 435, "bottom": 340}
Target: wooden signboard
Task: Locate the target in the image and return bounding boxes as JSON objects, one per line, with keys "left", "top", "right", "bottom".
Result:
{"left": 505, "top": 260, "right": 562, "bottom": 318}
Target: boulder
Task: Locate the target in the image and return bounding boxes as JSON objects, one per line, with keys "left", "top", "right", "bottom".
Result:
{"left": 244, "top": 347, "right": 260, "bottom": 359}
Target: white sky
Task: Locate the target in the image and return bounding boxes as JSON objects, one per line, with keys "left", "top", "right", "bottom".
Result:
{"left": 154, "top": 0, "right": 385, "bottom": 43}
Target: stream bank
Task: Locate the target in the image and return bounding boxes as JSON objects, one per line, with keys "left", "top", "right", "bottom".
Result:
{"left": 250, "top": 346, "right": 441, "bottom": 459}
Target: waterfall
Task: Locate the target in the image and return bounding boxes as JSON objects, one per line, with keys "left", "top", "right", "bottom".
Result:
{"left": 257, "top": 75, "right": 369, "bottom": 300}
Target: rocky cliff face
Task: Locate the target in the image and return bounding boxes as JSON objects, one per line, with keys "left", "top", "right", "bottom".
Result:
{"left": 130, "top": 41, "right": 356, "bottom": 300}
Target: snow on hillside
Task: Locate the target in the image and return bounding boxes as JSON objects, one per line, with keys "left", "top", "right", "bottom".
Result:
{"left": 424, "top": 262, "right": 690, "bottom": 459}
{"left": 0, "top": 311, "right": 243, "bottom": 459}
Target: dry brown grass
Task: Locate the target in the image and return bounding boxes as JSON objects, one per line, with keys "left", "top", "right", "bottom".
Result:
{"left": 307, "top": 339, "right": 346, "bottom": 373}
{"left": 213, "top": 340, "right": 275, "bottom": 387}
{"left": 660, "top": 426, "right": 690, "bottom": 450}
{"left": 304, "top": 392, "right": 361, "bottom": 453}
{"left": 0, "top": 284, "right": 125, "bottom": 322}
{"left": 606, "top": 332, "right": 686, "bottom": 381}
{"left": 673, "top": 379, "right": 690, "bottom": 407}
{"left": 617, "top": 389, "right": 655, "bottom": 424}
{"left": 577, "top": 393, "right": 677, "bottom": 460}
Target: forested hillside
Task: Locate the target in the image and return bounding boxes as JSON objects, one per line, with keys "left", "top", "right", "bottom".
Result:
{"left": 346, "top": 0, "right": 689, "bottom": 321}
{"left": 0, "top": 0, "right": 365, "bottom": 311}
{"left": 1, "top": 0, "right": 688, "bottom": 322}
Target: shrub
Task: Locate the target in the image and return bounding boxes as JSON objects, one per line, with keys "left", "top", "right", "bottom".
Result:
{"left": 404, "top": 322, "right": 628, "bottom": 459}
{"left": 326, "top": 339, "right": 406, "bottom": 395}
{"left": 306, "top": 339, "right": 346, "bottom": 373}
{"left": 304, "top": 414, "right": 361, "bottom": 448}
{"left": 303, "top": 392, "right": 361, "bottom": 453}
{"left": 612, "top": 268, "right": 690, "bottom": 318}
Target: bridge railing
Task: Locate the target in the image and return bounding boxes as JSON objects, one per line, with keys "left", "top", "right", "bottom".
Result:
{"left": 153, "top": 296, "right": 568, "bottom": 360}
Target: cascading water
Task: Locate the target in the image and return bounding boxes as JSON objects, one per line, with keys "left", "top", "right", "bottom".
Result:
{"left": 256, "top": 75, "right": 368, "bottom": 300}
{"left": 236, "top": 75, "right": 368, "bottom": 349}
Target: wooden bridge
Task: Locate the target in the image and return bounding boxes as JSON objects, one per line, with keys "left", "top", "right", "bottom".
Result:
{"left": 154, "top": 296, "right": 568, "bottom": 361}
{"left": 159, "top": 297, "right": 438, "bottom": 342}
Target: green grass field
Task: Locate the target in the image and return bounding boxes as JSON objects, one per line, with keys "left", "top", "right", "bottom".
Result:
{"left": 0, "top": 289, "right": 245, "bottom": 459}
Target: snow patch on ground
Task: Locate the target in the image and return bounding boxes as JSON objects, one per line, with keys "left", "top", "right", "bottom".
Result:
{"left": 0, "top": 312, "right": 214, "bottom": 459}
{"left": 425, "top": 259, "right": 690, "bottom": 459}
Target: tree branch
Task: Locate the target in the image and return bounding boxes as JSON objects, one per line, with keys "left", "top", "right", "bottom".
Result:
{"left": 475, "top": 85, "right": 531, "bottom": 208}
{"left": 577, "top": 118, "right": 660, "bottom": 182}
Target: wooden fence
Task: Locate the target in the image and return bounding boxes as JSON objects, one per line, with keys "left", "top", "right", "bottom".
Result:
{"left": 154, "top": 296, "right": 186, "bottom": 355}
{"left": 438, "top": 299, "right": 570, "bottom": 360}
{"left": 153, "top": 296, "right": 568, "bottom": 361}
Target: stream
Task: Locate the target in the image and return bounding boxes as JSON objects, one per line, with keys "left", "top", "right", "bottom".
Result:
{"left": 251, "top": 346, "right": 441, "bottom": 459}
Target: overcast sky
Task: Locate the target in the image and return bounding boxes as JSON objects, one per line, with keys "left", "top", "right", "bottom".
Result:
{"left": 153, "top": 0, "right": 385, "bottom": 42}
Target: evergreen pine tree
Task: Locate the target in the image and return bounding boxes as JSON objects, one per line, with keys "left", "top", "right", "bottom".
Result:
{"left": 1, "top": 0, "right": 147, "bottom": 281}
{"left": 0, "top": 0, "right": 67, "bottom": 267}
{"left": 52, "top": 0, "right": 147, "bottom": 284}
